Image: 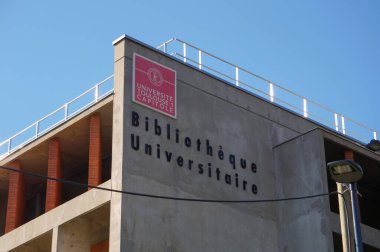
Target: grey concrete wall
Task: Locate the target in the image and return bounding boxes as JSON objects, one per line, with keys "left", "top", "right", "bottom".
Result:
{"left": 53, "top": 217, "right": 91, "bottom": 252}
{"left": 273, "top": 130, "right": 333, "bottom": 251}
{"left": 112, "top": 36, "right": 333, "bottom": 251}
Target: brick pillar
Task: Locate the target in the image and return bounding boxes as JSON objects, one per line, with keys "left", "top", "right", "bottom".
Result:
{"left": 88, "top": 113, "right": 102, "bottom": 189}
{"left": 5, "top": 160, "right": 25, "bottom": 233}
{"left": 91, "top": 239, "right": 109, "bottom": 252}
{"left": 345, "top": 150, "right": 354, "bottom": 161}
{"left": 45, "top": 138, "right": 62, "bottom": 212}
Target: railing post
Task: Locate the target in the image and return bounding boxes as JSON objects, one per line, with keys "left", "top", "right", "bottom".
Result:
{"left": 269, "top": 83, "right": 274, "bottom": 102}
{"left": 95, "top": 85, "right": 99, "bottom": 103}
{"left": 198, "top": 50, "right": 202, "bottom": 70}
{"left": 164, "top": 42, "right": 167, "bottom": 53}
{"left": 35, "top": 121, "right": 40, "bottom": 138}
{"left": 7, "top": 138, "right": 11, "bottom": 154}
{"left": 341, "top": 115, "right": 346, "bottom": 135}
{"left": 334, "top": 113, "right": 339, "bottom": 131}
{"left": 183, "top": 43, "right": 187, "bottom": 63}
{"left": 235, "top": 66, "right": 239, "bottom": 86}
{"left": 64, "top": 104, "right": 68, "bottom": 120}
{"left": 303, "top": 98, "right": 308, "bottom": 118}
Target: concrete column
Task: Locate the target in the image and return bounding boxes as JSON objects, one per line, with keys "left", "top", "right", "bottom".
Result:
{"left": 88, "top": 113, "right": 103, "bottom": 189}
{"left": 109, "top": 35, "right": 128, "bottom": 252}
{"left": 51, "top": 226, "right": 59, "bottom": 252}
{"left": 45, "top": 138, "right": 62, "bottom": 212}
{"left": 5, "top": 160, "right": 25, "bottom": 233}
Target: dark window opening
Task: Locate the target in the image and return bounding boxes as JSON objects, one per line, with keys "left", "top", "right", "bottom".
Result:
{"left": 333, "top": 232, "right": 380, "bottom": 252}
{"left": 25, "top": 181, "right": 46, "bottom": 223}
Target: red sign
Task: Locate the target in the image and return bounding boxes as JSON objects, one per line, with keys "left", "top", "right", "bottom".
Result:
{"left": 133, "top": 53, "right": 176, "bottom": 118}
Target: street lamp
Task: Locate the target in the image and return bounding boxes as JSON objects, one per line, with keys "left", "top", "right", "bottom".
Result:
{"left": 367, "top": 139, "right": 380, "bottom": 151}
{"left": 328, "top": 160, "right": 364, "bottom": 252}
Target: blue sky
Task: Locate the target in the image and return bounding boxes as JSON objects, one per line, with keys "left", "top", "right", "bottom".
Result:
{"left": 1, "top": 1, "right": 379, "bottom": 144}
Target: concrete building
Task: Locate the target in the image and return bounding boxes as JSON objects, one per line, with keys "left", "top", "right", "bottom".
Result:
{"left": 0, "top": 35, "right": 380, "bottom": 251}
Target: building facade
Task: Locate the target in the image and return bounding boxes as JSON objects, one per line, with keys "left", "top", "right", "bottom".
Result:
{"left": 0, "top": 35, "right": 380, "bottom": 251}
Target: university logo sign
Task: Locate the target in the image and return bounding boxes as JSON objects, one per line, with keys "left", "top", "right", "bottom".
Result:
{"left": 133, "top": 53, "right": 177, "bottom": 118}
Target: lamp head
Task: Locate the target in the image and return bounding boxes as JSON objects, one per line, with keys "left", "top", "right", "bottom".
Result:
{"left": 367, "top": 139, "right": 380, "bottom": 151}
{"left": 327, "top": 160, "right": 363, "bottom": 183}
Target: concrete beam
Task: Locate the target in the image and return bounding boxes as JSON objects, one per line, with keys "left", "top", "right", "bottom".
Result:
{"left": 0, "top": 180, "right": 111, "bottom": 251}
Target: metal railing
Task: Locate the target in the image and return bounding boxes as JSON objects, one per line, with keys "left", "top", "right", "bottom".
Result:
{"left": 157, "top": 38, "right": 378, "bottom": 144}
{"left": 0, "top": 75, "right": 114, "bottom": 160}
{"left": 0, "top": 39, "right": 376, "bottom": 161}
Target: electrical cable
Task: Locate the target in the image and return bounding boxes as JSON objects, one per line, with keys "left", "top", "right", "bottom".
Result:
{"left": 0, "top": 165, "right": 337, "bottom": 203}
{"left": 0, "top": 164, "right": 360, "bottom": 251}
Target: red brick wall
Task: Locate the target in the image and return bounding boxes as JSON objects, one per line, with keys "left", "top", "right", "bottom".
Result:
{"left": 345, "top": 150, "right": 354, "bottom": 161}
{"left": 91, "top": 239, "right": 109, "bottom": 252}
{"left": 88, "top": 113, "right": 102, "bottom": 189}
{"left": 5, "top": 160, "right": 25, "bottom": 233}
{"left": 45, "top": 138, "right": 62, "bottom": 212}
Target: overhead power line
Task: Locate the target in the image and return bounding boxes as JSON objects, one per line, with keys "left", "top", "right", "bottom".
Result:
{"left": 0, "top": 165, "right": 336, "bottom": 203}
